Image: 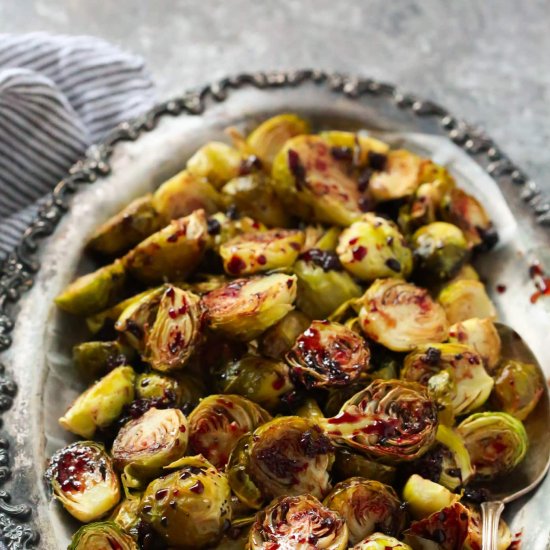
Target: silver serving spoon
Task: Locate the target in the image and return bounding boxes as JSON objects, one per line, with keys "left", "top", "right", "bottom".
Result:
{"left": 479, "top": 323, "right": 550, "bottom": 550}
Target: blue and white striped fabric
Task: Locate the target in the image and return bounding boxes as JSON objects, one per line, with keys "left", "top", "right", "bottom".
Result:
{"left": 0, "top": 33, "right": 157, "bottom": 265}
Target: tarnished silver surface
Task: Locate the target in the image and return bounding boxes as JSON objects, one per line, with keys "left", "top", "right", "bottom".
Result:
{"left": 0, "top": 72, "right": 549, "bottom": 548}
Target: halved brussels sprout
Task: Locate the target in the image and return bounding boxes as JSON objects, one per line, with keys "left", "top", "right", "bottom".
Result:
{"left": 188, "top": 394, "right": 271, "bottom": 467}
{"left": 294, "top": 256, "right": 363, "bottom": 319}
{"left": 337, "top": 214, "right": 413, "bottom": 281}
{"left": 259, "top": 310, "right": 311, "bottom": 360}
{"left": 222, "top": 173, "right": 292, "bottom": 227}
{"left": 73, "top": 340, "right": 136, "bottom": 380}
{"left": 369, "top": 150, "right": 422, "bottom": 202}
{"left": 411, "top": 222, "right": 469, "bottom": 282}
{"left": 356, "top": 279, "right": 449, "bottom": 352}
{"left": 286, "top": 320, "right": 371, "bottom": 389}
{"left": 248, "top": 494, "right": 348, "bottom": 550}
{"left": 123, "top": 210, "right": 208, "bottom": 283}
{"left": 203, "top": 273, "right": 297, "bottom": 340}
{"left": 46, "top": 441, "right": 120, "bottom": 522}
{"left": 206, "top": 212, "right": 267, "bottom": 250}
{"left": 457, "top": 412, "right": 528, "bottom": 477}
{"left": 139, "top": 455, "right": 231, "bottom": 548}
{"left": 402, "top": 474, "right": 460, "bottom": 520}
{"left": 401, "top": 343, "right": 494, "bottom": 416}
{"left": 59, "top": 366, "right": 135, "bottom": 438}
{"left": 441, "top": 187, "right": 498, "bottom": 250}
{"left": 463, "top": 504, "right": 512, "bottom": 550}
{"left": 152, "top": 169, "right": 222, "bottom": 221}
{"left": 228, "top": 416, "right": 334, "bottom": 506}
{"left": 491, "top": 359, "right": 544, "bottom": 420}
{"left": 319, "top": 130, "right": 389, "bottom": 166}
{"left": 213, "top": 354, "right": 294, "bottom": 412}
{"left": 332, "top": 449, "right": 396, "bottom": 485}
{"left": 68, "top": 521, "right": 138, "bottom": 550}
{"left": 324, "top": 478, "right": 406, "bottom": 544}
{"left": 271, "top": 135, "right": 366, "bottom": 226}
{"left": 87, "top": 194, "right": 162, "bottom": 256}
{"left": 144, "top": 286, "right": 204, "bottom": 372}
{"left": 55, "top": 260, "right": 127, "bottom": 316}
{"left": 437, "top": 279, "right": 497, "bottom": 324}
{"left": 186, "top": 141, "right": 244, "bottom": 188}
{"left": 110, "top": 497, "right": 141, "bottom": 538}
{"left": 352, "top": 532, "right": 412, "bottom": 550}
{"left": 219, "top": 228, "right": 304, "bottom": 275}
{"left": 247, "top": 113, "right": 310, "bottom": 165}
{"left": 448, "top": 317, "right": 501, "bottom": 372}
{"left": 112, "top": 407, "right": 188, "bottom": 488}
{"left": 403, "top": 502, "right": 470, "bottom": 550}
{"left": 321, "top": 379, "right": 438, "bottom": 463}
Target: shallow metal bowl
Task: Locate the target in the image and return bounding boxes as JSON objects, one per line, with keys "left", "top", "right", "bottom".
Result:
{"left": 0, "top": 70, "right": 549, "bottom": 549}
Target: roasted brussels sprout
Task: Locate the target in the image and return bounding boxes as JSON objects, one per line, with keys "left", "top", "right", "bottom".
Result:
{"left": 337, "top": 214, "right": 413, "bottom": 281}
{"left": 401, "top": 343, "right": 494, "bottom": 416}
{"left": 144, "top": 286, "right": 204, "bottom": 372}
{"left": 437, "top": 279, "right": 497, "bottom": 324}
{"left": 110, "top": 497, "right": 141, "bottom": 538}
{"left": 112, "top": 407, "right": 188, "bottom": 487}
{"left": 87, "top": 194, "right": 162, "bottom": 256}
{"left": 73, "top": 340, "right": 136, "bottom": 380}
{"left": 332, "top": 449, "right": 396, "bottom": 484}
{"left": 46, "top": 441, "right": 120, "bottom": 522}
{"left": 55, "top": 260, "right": 127, "bottom": 316}
{"left": 321, "top": 379, "right": 438, "bottom": 463}
{"left": 123, "top": 210, "right": 208, "bottom": 283}
{"left": 221, "top": 173, "right": 292, "bottom": 227}
{"left": 319, "top": 130, "right": 389, "bottom": 166}
{"left": 213, "top": 354, "right": 294, "bottom": 412}
{"left": 68, "top": 521, "right": 138, "bottom": 549}
{"left": 324, "top": 478, "right": 406, "bottom": 544}
{"left": 188, "top": 394, "right": 271, "bottom": 467}
{"left": 247, "top": 113, "right": 310, "bottom": 165}
{"left": 448, "top": 317, "right": 501, "bottom": 372}
{"left": 271, "top": 135, "right": 366, "bottom": 225}
{"left": 59, "top": 366, "right": 135, "bottom": 438}
{"left": 139, "top": 455, "right": 232, "bottom": 548}
{"left": 352, "top": 533, "right": 412, "bottom": 550}
{"left": 457, "top": 412, "right": 528, "bottom": 477}
{"left": 206, "top": 212, "right": 267, "bottom": 250}
{"left": 227, "top": 416, "right": 334, "bottom": 507}
{"left": 135, "top": 371, "right": 204, "bottom": 411}
{"left": 203, "top": 274, "right": 297, "bottom": 340}
{"left": 463, "top": 504, "right": 512, "bottom": 550}
{"left": 491, "top": 359, "right": 544, "bottom": 420}
{"left": 402, "top": 474, "right": 459, "bottom": 520}
{"left": 219, "top": 228, "right": 304, "bottom": 275}
{"left": 248, "top": 494, "right": 348, "bottom": 550}
{"left": 286, "top": 320, "right": 371, "bottom": 389}
{"left": 411, "top": 222, "right": 469, "bottom": 282}
{"left": 356, "top": 279, "right": 449, "bottom": 352}
{"left": 441, "top": 187, "right": 498, "bottom": 250}
{"left": 369, "top": 150, "right": 422, "bottom": 202}
{"left": 186, "top": 141, "right": 244, "bottom": 188}
{"left": 259, "top": 310, "right": 311, "bottom": 360}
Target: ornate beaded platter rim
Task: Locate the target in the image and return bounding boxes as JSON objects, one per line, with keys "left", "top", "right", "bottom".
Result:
{"left": 0, "top": 69, "right": 549, "bottom": 549}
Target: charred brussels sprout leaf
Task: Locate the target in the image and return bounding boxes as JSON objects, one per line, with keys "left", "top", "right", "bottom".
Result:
{"left": 219, "top": 228, "right": 304, "bottom": 275}
{"left": 457, "top": 412, "right": 528, "bottom": 478}
{"left": 73, "top": 340, "right": 136, "bottom": 380}
{"left": 144, "top": 286, "right": 204, "bottom": 372}
{"left": 259, "top": 310, "right": 311, "bottom": 360}
{"left": 112, "top": 407, "right": 188, "bottom": 488}
{"left": 491, "top": 359, "right": 544, "bottom": 420}
{"left": 337, "top": 213, "right": 413, "bottom": 281}
{"left": 186, "top": 141, "right": 244, "bottom": 188}
{"left": 286, "top": 320, "right": 371, "bottom": 389}
{"left": 68, "top": 521, "right": 138, "bottom": 550}
{"left": 46, "top": 441, "right": 120, "bottom": 523}
{"left": 123, "top": 209, "right": 208, "bottom": 283}
{"left": 139, "top": 455, "right": 232, "bottom": 548}
{"left": 324, "top": 478, "right": 406, "bottom": 544}
{"left": 59, "top": 366, "right": 135, "bottom": 438}
{"left": 203, "top": 274, "right": 297, "bottom": 340}
{"left": 248, "top": 494, "right": 349, "bottom": 550}
{"left": 402, "top": 474, "right": 459, "bottom": 520}
{"left": 55, "top": 260, "right": 127, "bottom": 316}
{"left": 437, "top": 279, "right": 497, "bottom": 324}
{"left": 321, "top": 379, "right": 439, "bottom": 463}
{"left": 188, "top": 394, "right": 271, "bottom": 468}
{"left": 352, "top": 532, "right": 412, "bottom": 550}
{"left": 332, "top": 449, "right": 396, "bottom": 484}
{"left": 357, "top": 279, "right": 449, "bottom": 352}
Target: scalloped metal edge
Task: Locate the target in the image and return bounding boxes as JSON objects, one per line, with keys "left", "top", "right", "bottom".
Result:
{"left": 0, "top": 69, "right": 547, "bottom": 548}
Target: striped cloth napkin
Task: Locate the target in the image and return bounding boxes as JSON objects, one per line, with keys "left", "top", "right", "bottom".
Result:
{"left": 0, "top": 32, "right": 157, "bottom": 266}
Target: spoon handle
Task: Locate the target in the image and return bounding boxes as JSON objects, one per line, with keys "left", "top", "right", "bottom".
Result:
{"left": 481, "top": 500, "right": 505, "bottom": 550}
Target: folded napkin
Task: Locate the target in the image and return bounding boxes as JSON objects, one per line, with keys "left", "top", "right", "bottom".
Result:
{"left": 0, "top": 32, "right": 157, "bottom": 266}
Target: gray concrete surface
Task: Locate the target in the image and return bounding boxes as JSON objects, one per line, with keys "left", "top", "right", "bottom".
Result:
{"left": 2, "top": 0, "right": 549, "bottom": 188}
